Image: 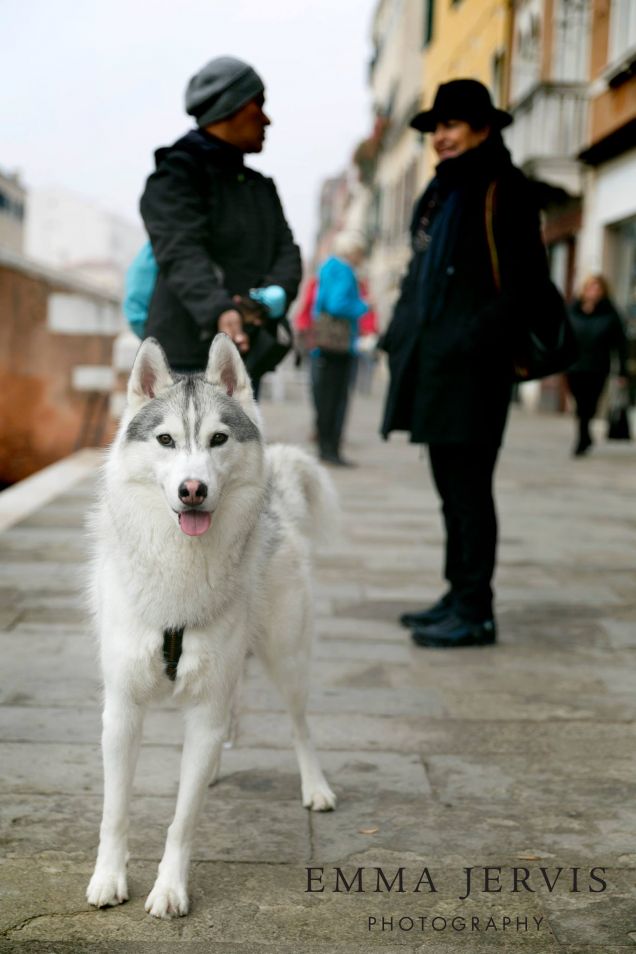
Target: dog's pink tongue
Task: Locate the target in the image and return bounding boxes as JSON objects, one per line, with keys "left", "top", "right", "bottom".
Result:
{"left": 178, "top": 510, "right": 212, "bottom": 536}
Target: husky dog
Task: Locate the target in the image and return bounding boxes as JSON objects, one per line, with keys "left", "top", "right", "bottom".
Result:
{"left": 86, "top": 334, "right": 336, "bottom": 919}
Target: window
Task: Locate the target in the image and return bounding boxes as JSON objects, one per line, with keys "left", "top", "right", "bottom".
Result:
{"left": 510, "top": 1, "right": 542, "bottom": 102}
{"left": 0, "top": 190, "right": 24, "bottom": 219}
{"left": 423, "top": 0, "right": 435, "bottom": 46}
{"left": 552, "top": 0, "right": 590, "bottom": 82}
{"left": 491, "top": 50, "right": 506, "bottom": 107}
{"left": 609, "top": 0, "right": 636, "bottom": 64}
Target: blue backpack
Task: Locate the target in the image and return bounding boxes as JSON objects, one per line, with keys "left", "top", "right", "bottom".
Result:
{"left": 123, "top": 241, "right": 158, "bottom": 338}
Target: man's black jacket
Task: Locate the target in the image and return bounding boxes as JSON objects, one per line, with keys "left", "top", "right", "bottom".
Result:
{"left": 140, "top": 129, "right": 302, "bottom": 369}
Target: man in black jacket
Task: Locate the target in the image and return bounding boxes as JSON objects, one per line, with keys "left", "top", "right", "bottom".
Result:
{"left": 140, "top": 56, "right": 302, "bottom": 390}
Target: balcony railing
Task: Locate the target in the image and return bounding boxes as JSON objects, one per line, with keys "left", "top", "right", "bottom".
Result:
{"left": 505, "top": 83, "right": 588, "bottom": 175}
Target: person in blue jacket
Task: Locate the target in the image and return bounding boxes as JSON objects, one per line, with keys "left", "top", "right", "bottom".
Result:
{"left": 313, "top": 232, "right": 368, "bottom": 466}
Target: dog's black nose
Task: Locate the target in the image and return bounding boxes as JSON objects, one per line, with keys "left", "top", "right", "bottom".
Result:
{"left": 178, "top": 480, "right": 208, "bottom": 505}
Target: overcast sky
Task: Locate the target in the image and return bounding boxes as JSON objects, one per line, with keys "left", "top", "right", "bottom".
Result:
{"left": 1, "top": 0, "right": 376, "bottom": 257}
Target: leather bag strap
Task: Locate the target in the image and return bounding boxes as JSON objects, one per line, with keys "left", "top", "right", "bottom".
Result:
{"left": 484, "top": 180, "right": 501, "bottom": 293}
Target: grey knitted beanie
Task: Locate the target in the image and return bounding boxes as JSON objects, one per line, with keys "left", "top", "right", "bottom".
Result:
{"left": 185, "top": 56, "right": 265, "bottom": 127}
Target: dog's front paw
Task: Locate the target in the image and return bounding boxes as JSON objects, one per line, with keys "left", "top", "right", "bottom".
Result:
{"left": 303, "top": 782, "right": 337, "bottom": 812}
{"left": 87, "top": 869, "right": 128, "bottom": 908}
{"left": 145, "top": 879, "right": 189, "bottom": 919}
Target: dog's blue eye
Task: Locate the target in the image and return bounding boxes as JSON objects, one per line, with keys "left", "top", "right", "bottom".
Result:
{"left": 157, "top": 434, "right": 175, "bottom": 448}
{"left": 209, "top": 433, "right": 228, "bottom": 447}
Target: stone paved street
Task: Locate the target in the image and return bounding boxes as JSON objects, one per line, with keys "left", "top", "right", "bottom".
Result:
{"left": 0, "top": 376, "right": 635, "bottom": 953}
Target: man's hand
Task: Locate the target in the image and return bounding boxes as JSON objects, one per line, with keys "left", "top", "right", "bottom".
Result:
{"left": 233, "top": 294, "right": 266, "bottom": 326}
{"left": 217, "top": 309, "right": 249, "bottom": 353}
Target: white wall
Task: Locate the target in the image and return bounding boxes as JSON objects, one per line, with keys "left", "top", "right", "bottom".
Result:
{"left": 25, "top": 186, "right": 144, "bottom": 293}
{"left": 577, "top": 147, "right": 636, "bottom": 276}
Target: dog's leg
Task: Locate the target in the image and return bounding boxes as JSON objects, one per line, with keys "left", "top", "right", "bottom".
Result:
{"left": 221, "top": 666, "right": 244, "bottom": 754}
{"left": 145, "top": 703, "right": 227, "bottom": 918}
{"left": 257, "top": 589, "right": 336, "bottom": 812}
{"left": 87, "top": 695, "right": 144, "bottom": 908}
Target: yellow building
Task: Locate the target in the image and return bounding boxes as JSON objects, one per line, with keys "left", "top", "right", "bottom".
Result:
{"left": 363, "top": 0, "right": 512, "bottom": 322}
{"left": 419, "top": 0, "right": 511, "bottom": 181}
{"left": 366, "top": 0, "right": 427, "bottom": 326}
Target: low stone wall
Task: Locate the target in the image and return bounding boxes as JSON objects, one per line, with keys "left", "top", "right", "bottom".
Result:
{"left": 0, "top": 251, "right": 121, "bottom": 485}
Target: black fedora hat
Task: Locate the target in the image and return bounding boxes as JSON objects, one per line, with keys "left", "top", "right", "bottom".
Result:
{"left": 410, "top": 79, "right": 512, "bottom": 133}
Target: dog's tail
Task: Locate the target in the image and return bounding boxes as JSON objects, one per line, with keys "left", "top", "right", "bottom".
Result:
{"left": 265, "top": 444, "right": 340, "bottom": 547}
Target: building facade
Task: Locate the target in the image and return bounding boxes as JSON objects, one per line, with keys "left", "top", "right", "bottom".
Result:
{"left": 505, "top": 0, "right": 591, "bottom": 300}
{"left": 421, "top": 0, "right": 511, "bottom": 181}
{"left": 366, "top": 0, "right": 426, "bottom": 327}
{"left": 25, "top": 186, "right": 144, "bottom": 295}
{"left": 0, "top": 249, "right": 120, "bottom": 484}
{"left": 577, "top": 0, "right": 636, "bottom": 371}
{"left": 313, "top": 171, "right": 357, "bottom": 266}
{"left": 312, "top": 0, "right": 635, "bottom": 396}
{"left": 363, "top": 0, "right": 511, "bottom": 324}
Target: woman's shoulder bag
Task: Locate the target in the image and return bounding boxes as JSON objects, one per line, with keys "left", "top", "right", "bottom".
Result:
{"left": 485, "top": 181, "right": 578, "bottom": 381}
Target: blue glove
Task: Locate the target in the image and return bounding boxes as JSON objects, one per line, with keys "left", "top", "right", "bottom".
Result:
{"left": 249, "top": 285, "right": 287, "bottom": 319}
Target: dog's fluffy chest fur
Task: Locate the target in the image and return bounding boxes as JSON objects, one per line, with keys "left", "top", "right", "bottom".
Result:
{"left": 93, "top": 485, "right": 265, "bottom": 633}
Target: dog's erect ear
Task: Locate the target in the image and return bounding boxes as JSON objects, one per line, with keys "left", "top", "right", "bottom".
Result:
{"left": 205, "top": 334, "right": 253, "bottom": 403}
{"left": 127, "top": 338, "right": 174, "bottom": 411}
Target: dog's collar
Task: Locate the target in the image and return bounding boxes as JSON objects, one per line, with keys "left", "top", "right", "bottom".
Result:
{"left": 162, "top": 627, "right": 184, "bottom": 681}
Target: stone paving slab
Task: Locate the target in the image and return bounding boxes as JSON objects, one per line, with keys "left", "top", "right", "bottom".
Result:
{"left": 1, "top": 793, "right": 309, "bottom": 864}
{"left": 0, "top": 929, "right": 564, "bottom": 954}
{"left": 1, "top": 392, "right": 636, "bottom": 951}
{"left": 0, "top": 738, "right": 428, "bottom": 798}
{"left": 311, "top": 794, "right": 636, "bottom": 862}
{"left": 4, "top": 702, "right": 636, "bottom": 757}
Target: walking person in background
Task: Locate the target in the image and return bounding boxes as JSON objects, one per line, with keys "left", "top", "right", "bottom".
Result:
{"left": 293, "top": 274, "right": 318, "bottom": 362}
{"left": 312, "top": 232, "right": 369, "bottom": 467}
{"left": 381, "top": 79, "right": 560, "bottom": 648}
{"left": 566, "top": 274, "right": 629, "bottom": 456}
{"left": 139, "top": 55, "right": 301, "bottom": 393}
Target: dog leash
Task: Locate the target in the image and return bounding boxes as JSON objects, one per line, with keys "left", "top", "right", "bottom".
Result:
{"left": 162, "top": 627, "right": 184, "bottom": 681}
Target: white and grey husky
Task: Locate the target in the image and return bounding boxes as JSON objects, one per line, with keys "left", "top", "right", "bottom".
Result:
{"left": 86, "top": 334, "right": 336, "bottom": 919}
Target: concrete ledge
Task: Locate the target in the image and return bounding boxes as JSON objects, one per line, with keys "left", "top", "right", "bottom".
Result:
{"left": 48, "top": 293, "right": 121, "bottom": 336}
{"left": 0, "top": 449, "right": 102, "bottom": 533}
{"left": 0, "top": 246, "right": 121, "bottom": 303}
{"left": 71, "top": 365, "right": 115, "bottom": 392}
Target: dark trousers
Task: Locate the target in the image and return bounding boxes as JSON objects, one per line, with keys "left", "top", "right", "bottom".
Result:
{"left": 566, "top": 372, "right": 606, "bottom": 439}
{"left": 310, "top": 353, "right": 357, "bottom": 439}
{"left": 314, "top": 351, "right": 354, "bottom": 456}
{"left": 428, "top": 443, "right": 500, "bottom": 622}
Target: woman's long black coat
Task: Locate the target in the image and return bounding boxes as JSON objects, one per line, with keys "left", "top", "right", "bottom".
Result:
{"left": 381, "top": 136, "right": 550, "bottom": 446}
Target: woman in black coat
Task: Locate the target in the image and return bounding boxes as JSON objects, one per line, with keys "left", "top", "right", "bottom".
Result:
{"left": 566, "top": 275, "right": 628, "bottom": 456}
{"left": 381, "top": 79, "right": 554, "bottom": 649}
